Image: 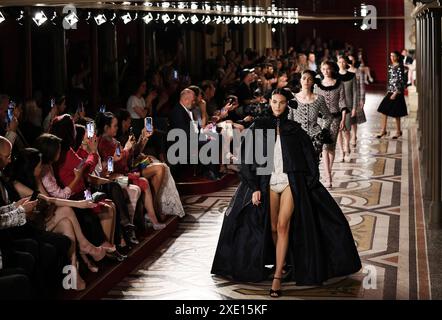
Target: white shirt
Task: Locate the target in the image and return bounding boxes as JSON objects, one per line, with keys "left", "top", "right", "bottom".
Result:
{"left": 181, "top": 104, "right": 199, "bottom": 134}
{"left": 127, "top": 95, "right": 146, "bottom": 119}
{"left": 270, "top": 135, "right": 289, "bottom": 186}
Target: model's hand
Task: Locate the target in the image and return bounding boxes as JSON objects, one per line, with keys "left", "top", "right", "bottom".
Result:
{"left": 252, "top": 191, "right": 261, "bottom": 206}
{"left": 22, "top": 200, "right": 38, "bottom": 215}
{"left": 339, "top": 120, "right": 346, "bottom": 131}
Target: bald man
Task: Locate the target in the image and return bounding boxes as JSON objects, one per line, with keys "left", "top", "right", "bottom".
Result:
{"left": 168, "top": 89, "right": 220, "bottom": 180}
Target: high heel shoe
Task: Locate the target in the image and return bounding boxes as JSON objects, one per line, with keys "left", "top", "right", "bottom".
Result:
{"left": 269, "top": 277, "right": 282, "bottom": 298}
{"left": 392, "top": 131, "right": 403, "bottom": 139}
{"left": 80, "top": 253, "right": 99, "bottom": 273}
{"left": 80, "top": 244, "right": 106, "bottom": 262}
{"left": 376, "top": 131, "right": 388, "bottom": 139}
{"left": 145, "top": 214, "right": 166, "bottom": 231}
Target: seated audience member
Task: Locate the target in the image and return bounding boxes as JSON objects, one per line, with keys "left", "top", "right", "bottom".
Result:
{"left": 95, "top": 111, "right": 166, "bottom": 230}
{"left": 12, "top": 148, "right": 108, "bottom": 289}
{"left": 168, "top": 89, "right": 220, "bottom": 181}
{"left": 43, "top": 95, "right": 67, "bottom": 133}
{"left": 0, "top": 136, "right": 71, "bottom": 297}
{"left": 116, "top": 109, "right": 185, "bottom": 218}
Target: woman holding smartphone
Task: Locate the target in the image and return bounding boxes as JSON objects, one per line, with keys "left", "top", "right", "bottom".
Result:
{"left": 12, "top": 148, "right": 107, "bottom": 289}
{"left": 96, "top": 112, "right": 166, "bottom": 230}
{"left": 116, "top": 109, "right": 185, "bottom": 218}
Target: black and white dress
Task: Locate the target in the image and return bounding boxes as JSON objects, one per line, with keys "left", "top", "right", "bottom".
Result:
{"left": 377, "top": 64, "right": 408, "bottom": 118}
{"left": 288, "top": 95, "right": 333, "bottom": 156}
{"left": 314, "top": 80, "right": 348, "bottom": 151}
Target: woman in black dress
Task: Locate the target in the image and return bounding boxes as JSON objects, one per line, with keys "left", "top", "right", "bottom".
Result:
{"left": 377, "top": 51, "right": 408, "bottom": 139}
{"left": 211, "top": 88, "right": 362, "bottom": 297}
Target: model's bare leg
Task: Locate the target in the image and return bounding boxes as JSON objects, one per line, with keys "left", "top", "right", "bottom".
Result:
{"left": 269, "top": 190, "right": 281, "bottom": 246}
{"left": 271, "top": 186, "right": 295, "bottom": 296}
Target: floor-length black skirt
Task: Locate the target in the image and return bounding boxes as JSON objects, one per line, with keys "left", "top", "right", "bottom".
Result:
{"left": 211, "top": 173, "right": 362, "bottom": 286}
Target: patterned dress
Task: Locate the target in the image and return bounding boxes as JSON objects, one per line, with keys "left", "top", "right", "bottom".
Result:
{"left": 314, "top": 80, "right": 347, "bottom": 151}
{"left": 288, "top": 95, "right": 332, "bottom": 156}
{"left": 377, "top": 64, "right": 408, "bottom": 118}
{"left": 351, "top": 69, "right": 367, "bottom": 125}
{"left": 338, "top": 71, "right": 358, "bottom": 129}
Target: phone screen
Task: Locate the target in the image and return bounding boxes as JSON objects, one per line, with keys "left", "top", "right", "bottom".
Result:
{"left": 172, "top": 70, "right": 178, "bottom": 80}
{"left": 7, "top": 108, "right": 14, "bottom": 122}
{"left": 87, "top": 122, "right": 95, "bottom": 138}
{"left": 51, "top": 98, "right": 55, "bottom": 108}
{"left": 145, "top": 117, "right": 153, "bottom": 132}
{"left": 107, "top": 156, "right": 114, "bottom": 173}
{"left": 84, "top": 189, "right": 92, "bottom": 201}
{"left": 76, "top": 159, "right": 85, "bottom": 170}
{"left": 116, "top": 145, "right": 121, "bottom": 157}
{"left": 99, "top": 105, "right": 106, "bottom": 113}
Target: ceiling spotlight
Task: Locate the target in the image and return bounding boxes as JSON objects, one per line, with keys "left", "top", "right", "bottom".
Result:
{"left": 360, "top": 23, "right": 368, "bottom": 30}
{"left": 190, "top": 15, "right": 199, "bottom": 24}
{"left": 143, "top": 1, "right": 153, "bottom": 6}
{"left": 178, "top": 14, "right": 188, "bottom": 24}
{"left": 33, "top": 10, "right": 48, "bottom": 26}
{"left": 215, "top": 16, "right": 223, "bottom": 24}
{"left": 142, "top": 13, "right": 153, "bottom": 24}
{"left": 267, "top": 17, "right": 274, "bottom": 24}
{"left": 190, "top": 2, "right": 198, "bottom": 10}
{"left": 94, "top": 13, "right": 107, "bottom": 26}
{"left": 177, "top": 2, "right": 186, "bottom": 9}
{"left": 122, "top": 1, "right": 131, "bottom": 5}
{"left": 0, "top": 11, "right": 6, "bottom": 24}
{"left": 121, "top": 12, "right": 132, "bottom": 24}
{"left": 109, "top": 12, "right": 117, "bottom": 24}
{"left": 161, "top": 13, "right": 171, "bottom": 24}
{"left": 241, "top": 16, "right": 248, "bottom": 24}
{"left": 271, "top": 27, "right": 276, "bottom": 33}
{"left": 225, "top": 17, "right": 232, "bottom": 24}
{"left": 203, "top": 15, "right": 211, "bottom": 24}
{"left": 233, "top": 17, "right": 241, "bottom": 24}
{"left": 161, "top": 2, "right": 171, "bottom": 9}
{"left": 133, "top": 13, "right": 138, "bottom": 21}
{"left": 248, "top": 17, "right": 255, "bottom": 23}
{"left": 64, "top": 11, "right": 78, "bottom": 27}
{"left": 204, "top": 3, "right": 211, "bottom": 11}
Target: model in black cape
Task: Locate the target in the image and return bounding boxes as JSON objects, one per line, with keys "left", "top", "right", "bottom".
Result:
{"left": 211, "top": 108, "right": 362, "bottom": 286}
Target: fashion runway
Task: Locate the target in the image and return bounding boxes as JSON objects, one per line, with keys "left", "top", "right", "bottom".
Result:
{"left": 105, "top": 92, "right": 431, "bottom": 300}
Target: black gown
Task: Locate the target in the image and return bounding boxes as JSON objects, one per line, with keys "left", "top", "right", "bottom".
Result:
{"left": 211, "top": 110, "right": 362, "bottom": 286}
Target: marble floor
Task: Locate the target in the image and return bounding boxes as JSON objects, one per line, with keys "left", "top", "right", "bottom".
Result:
{"left": 105, "top": 92, "right": 434, "bottom": 300}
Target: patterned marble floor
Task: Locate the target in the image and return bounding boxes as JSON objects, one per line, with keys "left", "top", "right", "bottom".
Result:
{"left": 105, "top": 92, "right": 430, "bottom": 300}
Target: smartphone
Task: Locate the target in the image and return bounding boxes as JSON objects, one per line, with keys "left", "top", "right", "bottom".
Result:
{"left": 115, "top": 145, "right": 121, "bottom": 157}
{"left": 99, "top": 105, "right": 106, "bottom": 113}
{"left": 7, "top": 108, "right": 14, "bottom": 123}
{"left": 145, "top": 117, "right": 153, "bottom": 133}
{"left": 51, "top": 98, "right": 55, "bottom": 108}
{"left": 172, "top": 70, "right": 179, "bottom": 80}
{"left": 129, "top": 127, "right": 133, "bottom": 136}
{"left": 76, "top": 158, "right": 85, "bottom": 170}
{"left": 84, "top": 189, "right": 92, "bottom": 201}
{"left": 107, "top": 156, "right": 114, "bottom": 173}
{"left": 30, "top": 191, "right": 39, "bottom": 201}
{"left": 86, "top": 122, "right": 95, "bottom": 138}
